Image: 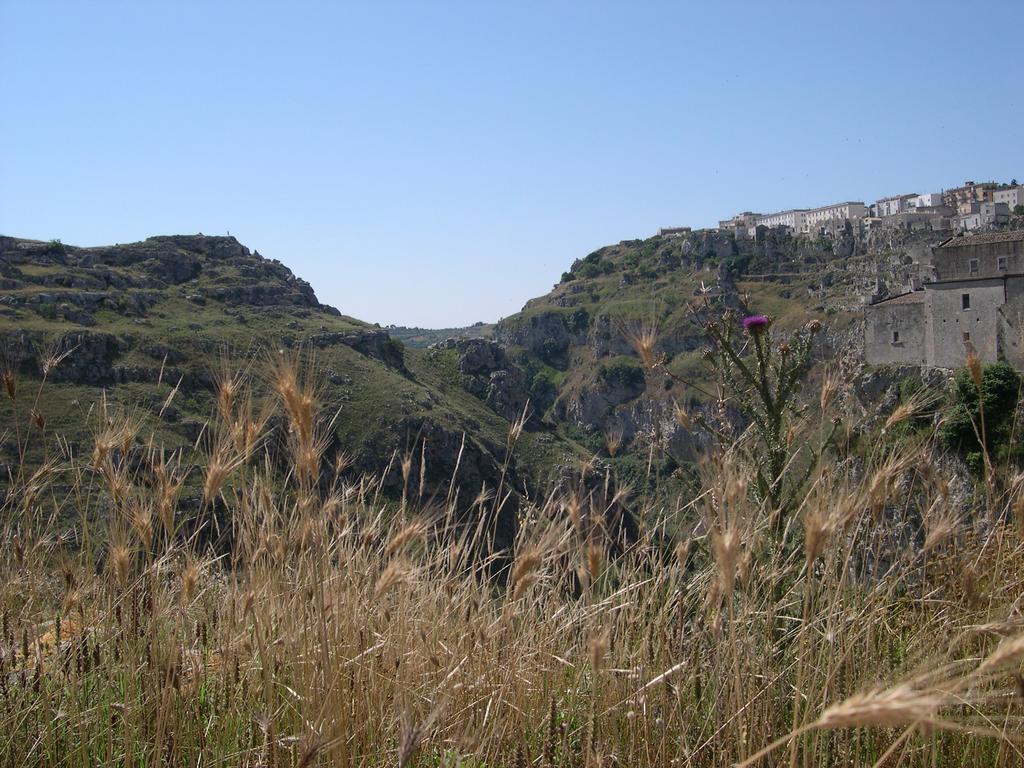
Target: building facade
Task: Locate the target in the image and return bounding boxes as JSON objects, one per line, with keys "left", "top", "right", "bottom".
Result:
{"left": 803, "top": 201, "right": 867, "bottom": 233}
{"left": 994, "top": 186, "right": 1024, "bottom": 210}
{"left": 913, "top": 193, "right": 944, "bottom": 209}
{"left": 865, "top": 230, "right": 1024, "bottom": 368}
{"left": 752, "top": 202, "right": 865, "bottom": 233}
{"left": 874, "top": 194, "right": 918, "bottom": 218}
{"left": 718, "top": 212, "right": 761, "bottom": 229}
{"left": 942, "top": 181, "right": 1000, "bottom": 213}
{"left": 952, "top": 202, "right": 1010, "bottom": 232}
{"left": 756, "top": 209, "right": 808, "bottom": 231}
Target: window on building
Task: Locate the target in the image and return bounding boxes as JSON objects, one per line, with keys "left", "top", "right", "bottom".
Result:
{"left": 970, "top": 259, "right": 979, "bottom": 275}
{"left": 998, "top": 256, "right": 1008, "bottom": 271}
{"left": 892, "top": 330, "right": 900, "bottom": 344}
{"left": 963, "top": 332, "right": 971, "bottom": 343}
{"left": 962, "top": 293, "right": 971, "bottom": 310}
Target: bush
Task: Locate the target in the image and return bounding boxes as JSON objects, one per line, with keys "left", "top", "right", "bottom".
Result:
{"left": 568, "top": 307, "right": 590, "bottom": 333}
{"left": 599, "top": 359, "right": 645, "bottom": 389}
{"left": 381, "top": 336, "right": 406, "bottom": 369}
{"left": 940, "top": 361, "right": 1021, "bottom": 470}
{"left": 528, "top": 370, "right": 558, "bottom": 413}
{"left": 575, "top": 259, "right": 615, "bottom": 279}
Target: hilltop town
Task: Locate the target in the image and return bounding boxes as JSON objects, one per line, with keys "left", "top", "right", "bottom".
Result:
{"left": 659, "top": 178, "right": 1024, "bottom": 240}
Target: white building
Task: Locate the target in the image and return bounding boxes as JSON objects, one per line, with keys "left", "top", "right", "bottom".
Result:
{"left": 994, "top": 186, "right": 1024, "bottom": 210}
{"left": 875, "top": 194, "right": 918, "bottom": 218}
{"left": 912, "top": 193, "right": 944, "bottom": 208}
{"left": 756, "top": 209, "right": 807, "bottom": 231}
{"left": 803, "top": 201, "right": 867, "bottom": 233}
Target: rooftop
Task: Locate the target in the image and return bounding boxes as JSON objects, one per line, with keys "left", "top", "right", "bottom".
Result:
{"left": 876, "top": 193, "right": 918, "bottom": 202}
{"left": 869, "top": 290, "right": 925, "bottom": 306}
{"left": 808, "top": 201, "right": 865, "bottom": 210}
{"left": 936, "top": 230, "right": 1024, "bottom": 249}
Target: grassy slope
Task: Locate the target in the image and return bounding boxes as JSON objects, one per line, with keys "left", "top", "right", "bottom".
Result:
{"left": 0, "top": 237, "right": 580, "bottom": 494}
{"left": 499, "top": 233, "right": 867, "bottom": 415}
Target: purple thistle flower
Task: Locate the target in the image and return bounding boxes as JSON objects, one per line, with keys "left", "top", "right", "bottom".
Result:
{"left": 742, "top": 315, "right": 770, "bottom": 335}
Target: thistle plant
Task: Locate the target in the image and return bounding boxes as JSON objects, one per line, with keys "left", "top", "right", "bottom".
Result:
{"left": 699, "top": 312, "right": 828, "bottom": 533}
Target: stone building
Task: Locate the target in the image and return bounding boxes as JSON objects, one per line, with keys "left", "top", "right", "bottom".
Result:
{"left": 994, "top": 186, "right": 1024, "bottom": 210}
{"left": 952, "top": 202, "right": 1010, "bottom": 232}
{"left": 752, "top": 201, "right": 866, "bottom": 234}
{"left": 756, "top": 209, "right": 807, "bottom": 231}
{"left": 942, "top": 181, "right": 1000, "bottom": 213}
{"left": 718, "top": 212, "right": 761, "bottom": 237}
{"left": 803, "top": 201, "right": 867, "bottom": 234}
{"left": 874, "top": 193, "right": 918, "bottom": 218}
{"left": 913, "top": 193, "right": 944, "bottom": 208}
{"left": 865, "top": 230, "right": 1024, "bottom": 369}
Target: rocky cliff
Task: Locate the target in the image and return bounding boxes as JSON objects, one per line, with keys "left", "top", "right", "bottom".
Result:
{"left": 467, "top": 224, "right": 956, "bottom": 484}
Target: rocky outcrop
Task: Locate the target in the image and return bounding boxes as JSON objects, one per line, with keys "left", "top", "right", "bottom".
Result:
{"left": 353, "top": 413, "right": 524, "bottom": 553}
{"left": 495, "top": 312, "right": 571, "bottom": 357}
{"left": 429, "top": 338, "right": 531, "bottom": 421}
{"left": 0, "top": 235, "right": 331, "bottom": 314}
{"left": 1, "top": 330, "right": 123, "bottom": 384}
{"left": 485, "top": 367, "right": 529, "bottom": 422}
{"left": 853, "top": 365, "right": 950, "bottom": 422}
{"left": 554, "top": 362, "right": 647, "bottom": 428}
{"left": 308, "top": 329, "right": 405, "bottom": 370}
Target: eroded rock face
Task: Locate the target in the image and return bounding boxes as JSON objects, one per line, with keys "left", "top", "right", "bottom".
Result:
{"left": 447, "top": 338, "right": 508, "bottom": 375}
{"left": 0, "top": 235, "right": 331, "bottom": 324}
{"left": 429, "top": 338, "right": 531, "bottom": 421}
{"left": 308, "top": 329, "right": 405, "bottom": 370}
{"left": 554, "top": 369, "right": 647, "bottom": 428}
{"left": 493, "top": 311, "right": 578, "bottom": 366}
{"left": 354, "top": 412, "right": 523, "bottom": 554}
{"left": 1, "top": 330, "right": 122, "bottom": 384}
{"left": 485, "top": 367, "right": 529, "bottom": 422}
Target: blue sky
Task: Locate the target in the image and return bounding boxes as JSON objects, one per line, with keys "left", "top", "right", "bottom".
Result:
{"left": 1, "top": 1, "right": 1021, "bottom": 327}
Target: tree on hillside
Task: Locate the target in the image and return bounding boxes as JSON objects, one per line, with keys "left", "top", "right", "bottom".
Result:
{"left": 940, "top": 361, "right": 1021, "bottom": 473}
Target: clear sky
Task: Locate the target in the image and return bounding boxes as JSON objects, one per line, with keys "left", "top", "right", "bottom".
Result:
{"left": 1, "top": 1, "right": 1022, "bottom": 327}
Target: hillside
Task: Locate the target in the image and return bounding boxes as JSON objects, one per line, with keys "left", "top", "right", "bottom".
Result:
{"left": 0, "top": 235, "right": 582, "bottom": 544}
{"left": 0, "top": 224, "right": 975, "bottom": 526}
{"left": 484, "top": 224, "right": 952, "bottom": 481}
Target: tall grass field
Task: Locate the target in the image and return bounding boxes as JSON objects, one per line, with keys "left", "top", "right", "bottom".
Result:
{"left": 3, "top": 329, "right": 1024, "bottom": 767}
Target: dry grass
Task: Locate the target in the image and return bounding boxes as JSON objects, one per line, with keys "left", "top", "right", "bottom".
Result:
{"left": 3, "top": 351, "right": 1024, "bottom": 767}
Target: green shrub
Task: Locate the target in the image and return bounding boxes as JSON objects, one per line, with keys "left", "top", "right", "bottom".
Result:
{"left": 528, "top": 370, "right": 558, "bottom": 413}
{"left": 599, "top": 359, "right": 645, "bottom": 390}
{"left": 568, "top": 307, "right": 590, "bottom": 333}
{"left": 381, "top": 336, "right": 406, "bottom": 369}
{"left": 576, "top": 259, "right": 615, "bottom": 279}
{"left": 940, "top": 362, "right": 1021, "bottom": 470}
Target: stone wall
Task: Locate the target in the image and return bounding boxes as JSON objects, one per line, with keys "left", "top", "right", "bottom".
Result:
{"left": 924, "top": 279, "right": 1005, "bottom": 367}
{"left": 864, "top": 296, "right": 927, "bottom": 365}
{"left": 933, "top": 238, "right": 1024, "bottom": 281}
